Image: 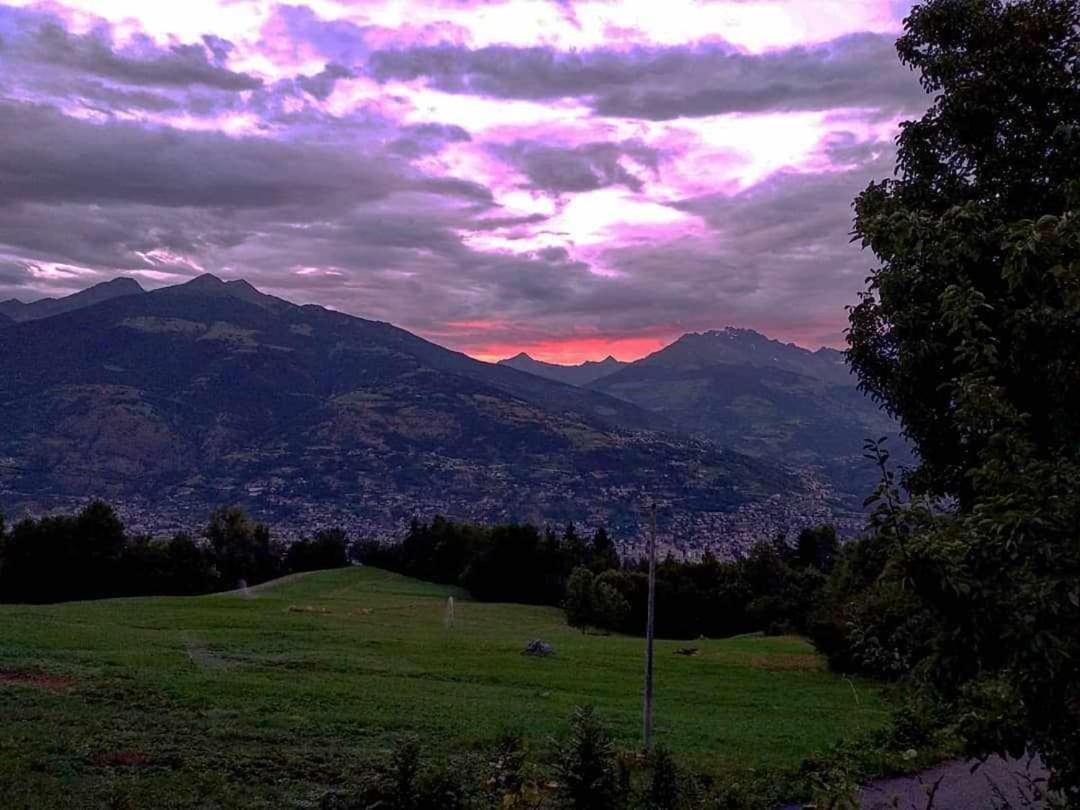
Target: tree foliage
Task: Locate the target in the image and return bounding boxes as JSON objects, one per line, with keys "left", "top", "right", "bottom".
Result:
{"left": 565, "top": 566, "right": 596, "bottom": 631}
{"left": 841, "top": 0, "right": 1080, "bottom": 795}
{"left": 285, "top": 528, "right": 350, "bottom": 574}
{"left": 205, "top": 505, "right": 279, "bottom": 588}
{"left": 0, "top": 502, "right": 351, "bottom": 603}
{"left": 365, "top": 517, "right": 836, "bottom": 639}
{"left": 361, "top": 519, "right": 623, "bottom": 608}
{"left": 0, "top": 500, "right": 126, "bottom": 602}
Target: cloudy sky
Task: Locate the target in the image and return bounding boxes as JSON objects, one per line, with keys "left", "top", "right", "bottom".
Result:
{"left": 0, "top": 0, "right": 925, "bottom": 362}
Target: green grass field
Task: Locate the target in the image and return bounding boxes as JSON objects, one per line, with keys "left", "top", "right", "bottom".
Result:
{"left": 0, "top": 567, "right": 889, "bottom": 807}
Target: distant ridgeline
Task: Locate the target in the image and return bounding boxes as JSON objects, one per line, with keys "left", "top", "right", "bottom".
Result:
{"left": 0, "top": 502, "right": 839, "bottom": 642}
{"left": 0, "top": 276, "right": 904, "bottom": 553}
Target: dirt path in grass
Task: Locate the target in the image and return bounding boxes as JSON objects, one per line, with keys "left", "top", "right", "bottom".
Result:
{"left": 782, "top": 755, "right": 1049, "bottom": 809}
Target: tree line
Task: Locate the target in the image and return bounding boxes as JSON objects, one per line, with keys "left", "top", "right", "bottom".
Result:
{"left": 357, "top": 517, "right": 840, "bottom": 639}
{"left": 0, "top": 500, "right": 839, "bottom": 643}
{"left": 0, "top": 502, "right": 349, "bottom": 604}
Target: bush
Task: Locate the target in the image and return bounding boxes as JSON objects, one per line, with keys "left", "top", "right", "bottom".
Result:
{"left": 385, "top": 736, "right": 422, "bottom": 810}
{"left": 809, "top": 535, "right": 936, "bottom": 679}
{"left": 646, "top": 747, "right": 681, "bottom": 810}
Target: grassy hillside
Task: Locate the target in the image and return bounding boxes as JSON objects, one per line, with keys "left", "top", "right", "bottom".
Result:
{"left": 0, "top": 568, "right": 888, "bottom": 807}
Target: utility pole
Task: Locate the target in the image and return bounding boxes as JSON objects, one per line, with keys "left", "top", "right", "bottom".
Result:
{"left": 642, "top": 499, "right": 657, "bottom": 751}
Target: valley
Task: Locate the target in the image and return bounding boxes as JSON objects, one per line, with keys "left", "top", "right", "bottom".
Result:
{"left": 0, "top": 277, "right": 888, "bottom": 554}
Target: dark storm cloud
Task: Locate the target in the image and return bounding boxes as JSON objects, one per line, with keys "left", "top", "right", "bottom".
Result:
{"left": 65, "top": 80, "right": 181, "bottom": 113}
{"left": 0, "top": 201, "right": 251, "bottom": 271}
{"left": 415, "top": 177, "right": 495, "bottom": 203}
{"left": 0, "top": 99, "right": 498, "bottom": 284}
{"left": 294, "top": 62, "right": 354, "bottom": 99}
{"left": 0, "top": 260, "right": 33, "bottom": 287}
{"left": 368, "top": 33, "right": 925, "bottom": 119}
{"left": 1, "top": 7, "right": 260, "bottom": 91}
{"left": 491, "top": 140, "right": 659, "bottom": 193}
{"left": 0, "top": 101, "right": 401, "bottom": 209}
{"left": 264, "top": 4, "right": 370, "bottom": 65}
{"left": 536, "top": 246, "right": 570, "bottom": 262}
{"left": 390, "top": 122, "right": 471, "bottom": 157}
{"left": 470, "top": 213, "right": 549, "bottom": 230}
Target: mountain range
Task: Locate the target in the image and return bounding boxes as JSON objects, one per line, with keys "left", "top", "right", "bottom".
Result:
{"left": 0, "top": 277, "right": 144, "bottom": 323}
{"left": 500, "top": 329, "right": 903, "bottom": 499}
{"left": 499, "top": 353, "right": 628, "bottom": 386}
{"left": 591, "top": 330, "right": 903, "bottom": 498}
{"left": 0, "top": 276, "right": 858, "bottom": 554}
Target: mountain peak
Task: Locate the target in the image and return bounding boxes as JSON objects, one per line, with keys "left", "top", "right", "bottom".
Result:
{"left": 102, "top": 277, "right": 144, "bottom": 293}
{"left": 698, "top": 327, "right": 765, "bottom": 341}
{"left": 499, "top": 351, "right": 627, "bottom": 386}
{"left": 635, "top": 327, "right": 852, "bottom": 384}
{"left": 164, "top": 274, "right": 288, "bottom": 313}
{"left": 0, "top": 275, "right": 145, "bottom": 323}
{"left": 181, "top": 273, "right": 227, "bottom": 289}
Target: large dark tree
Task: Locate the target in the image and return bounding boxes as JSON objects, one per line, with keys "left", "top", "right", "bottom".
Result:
{"left": 0, "top": 501, "right": 127, "bottom": 603}
{"left": 846, "top": 0, "right": 1080, "bottom": 796}
{"left": 204, "top": 506, "right": 281, "bottom": 587}
{"left": 850, "top": 0, "right": 1080, "bottom": 500}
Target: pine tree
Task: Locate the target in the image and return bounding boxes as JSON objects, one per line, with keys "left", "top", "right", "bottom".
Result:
{"left": 555, "top": 706, "right": 619, "bottom": 810}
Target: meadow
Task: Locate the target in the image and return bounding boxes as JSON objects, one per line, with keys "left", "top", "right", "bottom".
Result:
{"left": 0, "top": 567, "right": 889, "bottom": 807}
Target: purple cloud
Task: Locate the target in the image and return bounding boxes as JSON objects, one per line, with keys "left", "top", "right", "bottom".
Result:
{"left": 0, "top": 0, "right": 925, "bottom": 362}
{"left": 368, "top": 33, "right": 924, "bottom": 119}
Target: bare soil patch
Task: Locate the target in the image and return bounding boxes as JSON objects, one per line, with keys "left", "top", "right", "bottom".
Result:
{"left": 0, "top": 669, "right": 77, "bottom": 690}
{"left": 92, "top": 750, "right": 156, "bottom": 768}
{"left": 748, "top": 654, "right": 824, "bottom": 672}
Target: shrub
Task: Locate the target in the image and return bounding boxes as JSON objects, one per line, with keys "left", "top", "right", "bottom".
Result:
{"left": 384, "top": 736, "right": 422, "bottom": 810}
{"left": 646, "top": 747, "right": 681, "bottom": 810}
{"left": 555, "top": 706, "right": 620, "bottom": 810}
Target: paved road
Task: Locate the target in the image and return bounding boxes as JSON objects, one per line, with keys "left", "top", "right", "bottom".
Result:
{"left": 783, "top": 755, "right": 1049, "bottom": 809}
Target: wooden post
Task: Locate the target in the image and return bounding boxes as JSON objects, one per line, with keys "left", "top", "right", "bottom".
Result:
{"left": 643, "top": 500, "right": 657, "bottom": 751}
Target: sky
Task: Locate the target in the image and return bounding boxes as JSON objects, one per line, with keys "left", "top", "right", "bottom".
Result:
{"left": 0, "top": 0, "right": 926, "bottom": 362}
